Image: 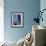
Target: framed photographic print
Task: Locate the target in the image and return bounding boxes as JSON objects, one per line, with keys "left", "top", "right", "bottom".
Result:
{"left": 11, "top": 12, "right": 24, "bottom": 28}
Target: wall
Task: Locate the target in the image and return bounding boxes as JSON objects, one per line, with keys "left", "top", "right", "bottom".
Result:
{"left": 4, "top": 0, "right": 40, "bottom": 42}
{"left": 0, "top": 0, "right": 4, "bottom": 42}
{"left": 40, "top": 0, "right": 46, "bottom": 27}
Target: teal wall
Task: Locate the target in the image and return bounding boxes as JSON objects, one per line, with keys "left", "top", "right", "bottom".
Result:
{"left": 4, "top": 0, "right": 40, "bottom": 42}
{"left": 40, "top": 0, "right": 46, "bottom": 27}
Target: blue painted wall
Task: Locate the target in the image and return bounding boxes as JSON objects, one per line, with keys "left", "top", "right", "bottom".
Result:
{"left": 4, "top": 0, "right": 40, "bottom": 42}
{"left": 40, "top": 0, "right": 46, "bottom": 27}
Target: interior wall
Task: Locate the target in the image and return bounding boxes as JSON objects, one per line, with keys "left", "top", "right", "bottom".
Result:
{"left": 0, "top": 0, "right": 4, "bottom": 42}
{"left": 4, "top": 0, "right": 40, "bottom": 42}
{"left": 40, "top": 0, "right": 46, "bottom": 27}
